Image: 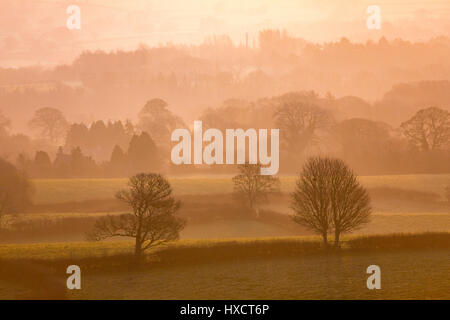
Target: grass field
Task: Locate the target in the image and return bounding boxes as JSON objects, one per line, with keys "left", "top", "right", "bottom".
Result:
{"left": 31, "top": 174, "right": 450, "bottom": 204}
{"left": 6, "top": 250, "right": 447, "bottom": 299}
{"left": 66, "top": 250, "right": 448, "bottom": 299}
{"left": 2, "top": 213, "right": 448, "bottom": 244}
{"left": 1, "top": 175, "right": 448, "bottom": 300}
{"left": 1, "top": 174, "right": 446, "bottom": 244}
{"left": 0, "top": 233, "right": 449, "bottom": 299}
{"left": 1, "top": 232, "right": 448, "bottom": 261}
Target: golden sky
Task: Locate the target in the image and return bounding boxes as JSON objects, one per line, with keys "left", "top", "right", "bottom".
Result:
{"left": 1, "top": 0, "right": 450, "bottom": 66}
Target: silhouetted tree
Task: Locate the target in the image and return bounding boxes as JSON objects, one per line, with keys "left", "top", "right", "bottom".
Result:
{"left": 53, "top": 147, "right": 71, "bottom": 178}
{"left": 108, "top": 121, "right": 131, "bottom": 150}
{"left": 291, "top": 158, "right": 332, "bottom": 246}
{"left": 326, "top": 158, "right": 372, "bottom": 247}
{"left": 200, "top": 106, "right": 242, "bottom": 131}
{"left": 0, "top": 158, "right": 33, "bottom": 231}
{"left": 33, "top": 151, "right": 52, "bottom": 177}
{"left": 275, "top": 96, "right": 332, "bottom": 156}
{"left": 34, "top": 151, "right": 52, "bottom": 168}
{"left": 334, "top": 118, "right": 396, "bottom": 173}
{"left": 124, "top": 119, "right": 135, "bottom": 136}
{"left": 28, "top": 107, "right": 68, "bottom": 143}
{"left": 291, "top": 157, "right": 371, "bottom": 248}
{"left": 232, "top": 163, "right": 280, "bottom": 216}
{"left": 400, "top": 107, "right": 450, "bottom": 151}
{"left": 16, "top": 153, "right": 31, "bottom": 173}
{"left": 65, "top": 120, "right": 132, "bottom": 162}
{"left": 65, "top": 123, "right": 89, "bottom": 151}
{"left": 89, "top": 120, "right": 108, "bottom": 159}
{"left": 138, "top": 99, "right": 185, "bottom": 145}
{"left": 88, "top": 173, "right": 185, "bottom": 260}
{"left": 109, "top": 145, "right": 127, "bottom": 176}
{"left": 70, "top": 147, "right": 85, "bottom": 176}
{"left": 128, "top": 132, "right": 161, "bottom": 174}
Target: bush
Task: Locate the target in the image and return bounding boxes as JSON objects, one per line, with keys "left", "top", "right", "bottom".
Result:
{"left": 347, "top": 232, "right": 450, "bottom": 251}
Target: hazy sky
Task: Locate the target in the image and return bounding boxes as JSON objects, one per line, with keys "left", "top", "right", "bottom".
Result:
{"left": 1, "top": 0, "right": 450, "bottom": 66}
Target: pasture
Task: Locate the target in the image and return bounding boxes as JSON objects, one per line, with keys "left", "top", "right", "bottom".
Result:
{"left": 2, "top": 213, "right": 449, "bottom": 244}
{"left": 0, "top": 233, "right": 449, "bottom": 300}
{"left": 67, "top": 249, "right": 448, "bottom": 299}
{"left": 31, "top": 174, "right": 450, "bottom": 204}
{"left": 0, "top": 173, "right": 446, "bottom": 244}
{"left": 0, "top": 175, "right": 448, "bottom": 300}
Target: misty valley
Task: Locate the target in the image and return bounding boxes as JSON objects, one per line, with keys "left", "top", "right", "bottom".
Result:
{"left": 171, "top": 120, "right": 279, "bottom": 174}
{"left": 0, "top": 0, "right": 449, "bottom": 302}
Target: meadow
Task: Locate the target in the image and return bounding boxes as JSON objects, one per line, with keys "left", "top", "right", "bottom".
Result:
{"left": 0, "top": 173, "right": 446, "bottom": 244}
{"left": 1, "top": 174, "right": 448, "bottom": 300}
{"left": 67, "top": 249, "right": 448, "bottom": 299}
{"left": 2, "top": 213, "right": 449, "bottom": 244}
{"left": 0, "top": 233, "right": 449, "bottom": 299}
{"left": 31, "top": 174, "right": 450, "bottom": 204}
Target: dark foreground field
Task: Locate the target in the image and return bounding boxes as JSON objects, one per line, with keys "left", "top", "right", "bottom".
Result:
{"left": 0, "top": 233, "right": 449, "bottom": 300}
{"left": 67, "top": 250, "right": 448, "bottom": 300}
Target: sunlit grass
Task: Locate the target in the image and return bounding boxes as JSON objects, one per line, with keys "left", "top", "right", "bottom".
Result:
{"left": 1, "top": 233, "right": 448, "bottom": 299}
{"left": 31, "top": 174, "right": 450, "bottom": 204}
{"left": 1, "top": 232, "right": 448, "bottom": 262}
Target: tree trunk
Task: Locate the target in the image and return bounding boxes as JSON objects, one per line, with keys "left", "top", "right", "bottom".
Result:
{"left": 255, "top": 204, "right": 260, "bottom": 218}
{"left": 334, "top": 229, "right": 341, "bottom": 249}
{"left": 134, "top": 237, "right": 143, "bottom": 264}
{"left": 134, "top": 214, "right": 143, "bottom": 264}
{"left": 322, "top": 232, "right": 328, "bottom": 248}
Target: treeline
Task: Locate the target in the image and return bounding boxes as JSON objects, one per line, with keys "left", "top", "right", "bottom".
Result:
{"left": 65, "top": 120, "right": 134, "bottom": 162}
{"left": 2, "top": 34, "right": 450, "bottom": 132}
{"left": 17, "top": 131, "right": 160, "bottom": 178}
{"left": 0, "top": 98, "right": 183, "bottom": 178}
{"left": 1, "top": 89, "right": 449, "bottom": 177}
{"left": 197, "top": 91, "right": 450, "bottom": 175}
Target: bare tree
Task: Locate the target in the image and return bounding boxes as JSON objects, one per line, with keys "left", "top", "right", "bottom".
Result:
{"left": 232, "top": 163, "right": 280, "bottom": 216}
{"left": 29, "top": 107, "right": 69, "bottom": 143}
{"left": 327, "top": 158, "right": 372, "bottom": 247}
{"left": 400, "top": 107, "right": 450, "bottom": 151}
{"left": 88, "top": 173, "right": 185, "bottom": 260}
{"left": 275, "top": 100, "right": 332, "bottom": 155}
{"left": 291, "top": 157, "right": 371, "bottom": 248}
{"left": 291, "top": 158, "right": 333, "bottom": 246}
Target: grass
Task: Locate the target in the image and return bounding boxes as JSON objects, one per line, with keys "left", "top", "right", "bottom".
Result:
{"left": 2, "top": 213, "right": 449, "bottom": 245}
{"left": 0, "top": 233, "right": 449, "bottom": 299}
{"left": 359, "top": 214, "right": 450, "bottom": 234}
{"left": 0, "top": 217, "right": 305, "bottom": 244}
{"left": 67, "top": 249, "right": 450, "bottom": 299}
{"left": 3, "top": 173, "right": 448, "bottom": 244}
{"left": 1, "top": 232, "right": 448, "bottom": 263}
{"left": 2, "top": 174, "right": 448, "bottom": 299}
{"left": 0, "top": 240, "right": 134, "bottom": 260}
{"left": 0, "top": 236, "right": 320, "bottom": 262}
{"left": 31, "top": 174, "right": 450, "bottom": 204}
